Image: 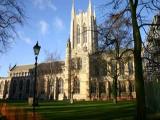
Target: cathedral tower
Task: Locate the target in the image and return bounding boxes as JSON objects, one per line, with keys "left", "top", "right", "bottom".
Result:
{"left": 65, "top": 0, "right": 97, "bottom": 100}
{"left": 70, "top": 0, "right": 97, "bottom": 54}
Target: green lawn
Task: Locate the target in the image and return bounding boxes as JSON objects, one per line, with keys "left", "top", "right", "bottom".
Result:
{"left": 4, "top": 100, "right": 136, "bottom": 120}
{"left": 1, "top": 100, "right": 160, "bottom": 120}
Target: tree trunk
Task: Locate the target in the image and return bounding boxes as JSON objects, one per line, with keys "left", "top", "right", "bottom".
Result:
{"left": 112, "top": 39, "right": 119, "bottom": 104}
{"left": 113, "top": 76, "right": 117, "bottom": 104}
{"left": 130, "top": 0, "right": 146, "bottom": 119}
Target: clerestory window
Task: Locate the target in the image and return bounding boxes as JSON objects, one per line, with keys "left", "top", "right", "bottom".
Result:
{"left": 83, "top": 24, "right": 87, "bottom": 43}
{"left": 73, "top": 78, "right": 80, "bottom": 94}
{"left": 77, "top": 25, "right": 80, "bottom": 44}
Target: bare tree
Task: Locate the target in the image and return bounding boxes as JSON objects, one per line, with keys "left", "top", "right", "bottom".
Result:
{"left": 36, "top": 50, "right": 62, "bottom": 100}
{"left": 143, "top": 14, "right": 160, "bottom": 113}
{"left": 99, "top": 0, "right": 160, "bottom": 119}
{"left": 43, "top": 50, "right": 62, "bottom": 100}
{"left": 90, "top": 55, "right": 107, "bottom": 100}
{"left": 0, "top": 0, "right": 25, "bottom": 53}
{"left": 69, "top": 57, "right": 82, "bottom": 103}
{"left": 98, "top": 14, "right": 133, "bottom": 103}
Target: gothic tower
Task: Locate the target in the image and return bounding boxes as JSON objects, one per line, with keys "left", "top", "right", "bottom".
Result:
{"left": 65, "top": 0, "right": 97, "bottom": 100}
{"left": 70, "top": 0, "right": 97, "bottom": 54}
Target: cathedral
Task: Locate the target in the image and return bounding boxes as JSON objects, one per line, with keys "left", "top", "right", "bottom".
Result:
{"left": 0, "top": 0, "right": 136, "bottom": 101}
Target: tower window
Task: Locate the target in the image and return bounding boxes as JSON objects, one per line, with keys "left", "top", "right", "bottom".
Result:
{"left": 77, "top": 25, "right": 80, "bottom": 44}
{"left": 58, "top": 79, "right": 64, "bottom": 94}
{"left": 83, "top": 24, "right": 87, "bottom": 43}
{"left": 73, "top": 78, "right": 80, "bottom": 94}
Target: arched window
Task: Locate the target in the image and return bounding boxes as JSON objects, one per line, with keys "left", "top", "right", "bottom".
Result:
{"left": 125, "top": 80, "right": 130, "bottom": 93}
{"left": 91, "top": 81, "right": 96, "bottom": 93}
{"left": 105, "top": 81, "right": 111, "bottom": 96}
{"left": 25, "top": 72, "right": 27, "bottom": 76}
{"left": 111, "top": 63, "right": 115, "bottom": 76}
{"left": 77, "top": 57, "right": 82, "bottom": 69}
{"left": 19, "top": 80, "right": 23, "bottom": 90}
{"left": 58, "top": 79, "right": 64, "bottom": 94}
{"left": 119, "top": 61, "right": 124, "bottom": 75}
{"left": 12, "top": 80, "right": 17, "bottom": 95}
{"left": 83, "top": 24, "right": 87, "bottom": 43}
{"left": 120, "top": 81, "right": 126, "bottom": 92}
{"left": 26, "top": 79, "right": 30, "bottom": 94}
{"left": 73, "top": 78, "right": 80, "bottom": 94}
{"left": 131, "top": 81, "right": 135, "bottom": 92}
{"left": 99, "top": 82, "right": 105, "bottom": 94}
{"left": 77, "top": 25, "right": 80, "bottom": 44}
{"left": 128, "top": 61, "right": 133, "bottom": 75}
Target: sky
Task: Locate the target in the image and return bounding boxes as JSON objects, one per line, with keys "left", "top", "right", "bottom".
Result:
{"left": 0, "top": 0, "right": 106, "bottom": 77}
{"left": 0, "top": 0, "right": 156, "bottom": 77}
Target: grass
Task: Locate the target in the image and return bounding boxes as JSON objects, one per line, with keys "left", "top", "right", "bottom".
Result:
{"left": 3, "top": 100, "right": 136, "bottom": 120}
{"left": 1, "top": 100, "right": 160, "bottom": 120}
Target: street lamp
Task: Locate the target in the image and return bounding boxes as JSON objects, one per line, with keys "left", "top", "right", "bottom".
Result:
{"left": 33, "top": 41, "right": 41, "bottom": 111}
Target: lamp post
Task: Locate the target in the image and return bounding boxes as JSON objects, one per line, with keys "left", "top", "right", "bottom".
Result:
{"left": 33, "top": 41, "right": 41, "bottom": 111}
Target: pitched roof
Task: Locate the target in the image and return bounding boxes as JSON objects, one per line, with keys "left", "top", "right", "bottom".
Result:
{"left": 10, "top": 61, "right": 65, "bottom": 72}
{"left": 10, "top": 64, "right": 34, "bottom": 71}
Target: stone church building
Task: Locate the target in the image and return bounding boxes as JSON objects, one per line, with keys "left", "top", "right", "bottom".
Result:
{"left": 0, "top": 0, "right": 135, "bottom": 101}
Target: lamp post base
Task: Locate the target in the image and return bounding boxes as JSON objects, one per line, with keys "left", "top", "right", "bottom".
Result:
{"left": 33, "top": 99, "right": 39, "bottom": 106}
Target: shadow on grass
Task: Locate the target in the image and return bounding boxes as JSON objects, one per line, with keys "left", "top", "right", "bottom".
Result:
{"left": 1, "top": 100, "right": 160, "bottom": 120}
{"left": 31, "top": 101, "right": 136, "bottom": 120}
{"left": 7, "top": 100, "right": 160, "bottom": 120}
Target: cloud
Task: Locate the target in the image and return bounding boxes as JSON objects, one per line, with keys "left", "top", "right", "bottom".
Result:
{"left": 53, "top": 17, "right": 65, "bottom": 30}
{"left": 39, "top": 20, "right": 49, "bottom": 35}
{"left": 18, "top": 32, "right": 33, "bottom": 45}
{"left": 23, "top": 37, "right": 33, "bottom": 45}
{"left": 33, "top": 0, "right": 57, "bottom": 11}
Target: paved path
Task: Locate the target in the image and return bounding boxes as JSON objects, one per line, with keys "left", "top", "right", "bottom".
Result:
{"left": 0, "top": 103, "right": 44, "bottom": 120}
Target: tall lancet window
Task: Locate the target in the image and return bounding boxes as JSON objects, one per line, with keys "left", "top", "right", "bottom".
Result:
{"left": 58, "top": 79, "right": 64, "bottom": 94}
{"left": 77, "top": 25, "right": 80, "bottom": 44}
{"left": 73, "top": 77, "right": 80, "bottom": 94}
{"left": 83, "top": 24, "right": 87, "bottom": 43}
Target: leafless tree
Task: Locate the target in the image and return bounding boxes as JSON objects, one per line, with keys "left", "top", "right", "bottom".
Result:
{"left": 98, "top": 14, "right": 134, "bottom": 103}
{"left": 0, "top": 0, "right": 25, "bottom": 53}
{"left": 98, "top": 0, "right": 160, "bottom": 119}
{"left": 37, "top": 50, "right": 62, "bottom": 100}
{"left": 69, "top": 57, "right": 82, "bottom": 103}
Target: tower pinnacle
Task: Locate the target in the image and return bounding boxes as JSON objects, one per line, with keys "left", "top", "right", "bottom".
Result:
{"left": 88, "top": 0, "right": 92, "bottom": 15}
{"left": 89, "top": 0, "right": 92, "bottom": 9}
{"left": 72, "top": 0, "right": 75, "bottom": 11}
{"left": 71, "top": 0, "right": 75, "bottom": 19}
{"left": 94, "top": 6, "right": 96, "bottom": 18}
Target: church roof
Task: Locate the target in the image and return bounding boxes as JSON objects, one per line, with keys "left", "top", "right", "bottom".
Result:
{"left": 10, "top": 61, "right": 65, "bottom": 72}
{"left": 0, "top": 77, "right": 10, "bottom": 80}
{"left": 10, "top": 64, "right": 34, "bottom": 71}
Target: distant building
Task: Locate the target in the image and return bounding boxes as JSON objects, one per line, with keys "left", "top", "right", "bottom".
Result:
{"left": 144, "top": 14, "right": 160, "bottom": 82}
{"left": 144, "top": 14, "right": 160, "bottom": 112}
{"left": 0, "top": 0, "right": 135, "bottom": 101}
